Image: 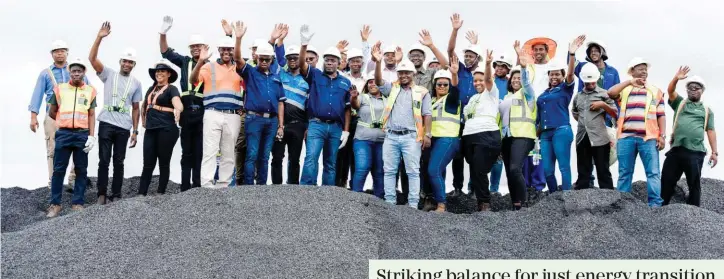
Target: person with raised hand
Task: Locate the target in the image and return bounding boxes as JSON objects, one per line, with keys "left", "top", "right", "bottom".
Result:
{"left": 661, "top": 66, "right": 717, "bottom": 207}
{"left": 350, "top": 72, "right": 386, "bottom": 198}
{"left": 88, "top": 21, "right": 143, "bottom": 204}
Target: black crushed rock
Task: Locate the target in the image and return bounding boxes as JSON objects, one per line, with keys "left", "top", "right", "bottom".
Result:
{"left": 631, "top": 178, "right": 724, "bottom": 214}
{"left": 2, "top": 177, "right": 724, "bottom": 278}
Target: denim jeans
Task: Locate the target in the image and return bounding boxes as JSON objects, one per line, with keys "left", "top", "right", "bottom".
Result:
{"left": 383, "top": 132, "right": 422, "bottom": 208}
{"left": 427, "top": 137, "right": 459, "bottom": 203}
{"left": 351, "top": 139, "right": 384, "bottom": 198}
{"left": 540, "top": 125, "right": 573, "bottom": 192}
{"left": 244, "top": 115, "right": 278, "bottom": 185}
{"left": 300, "top": 120, "right": 343, "bottom": 186}
{"left": 616, "top": 136, "right": 663, "bottom": 207}
{"left": 489, "top": 159, "right": 503, "bottom": 192}
{"left": 50, "top": 129, "right": 89, "bottom": 205}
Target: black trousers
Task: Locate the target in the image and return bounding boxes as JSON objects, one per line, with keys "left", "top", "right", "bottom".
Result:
{"left": 138, "top": 126, "right": 179, "bottom": 195}
{"left": 97, "top": 122, "right": 130, "bottom": 199}
{"left": 452, "top": 123, "right": 469, "bottom": 191}
{"left": 464, "top": 131, "right": 501, "bottom": 205}
{"left": 180, "top": 122, "right": 203, "bottom": 191}
{"left": 502, "top": 137, "right": 534, "bottom": 206}
{"left": 662, "top": 147, "right": 706, "bottom": 206}
{"left": 335, "top": 117, "right": 358, "bottom": 187}
{"left": 271, "top": 121, "right": 307, "bottom": 184}
{"left": 575, "top": 134, "right": 613, "bottom": 190}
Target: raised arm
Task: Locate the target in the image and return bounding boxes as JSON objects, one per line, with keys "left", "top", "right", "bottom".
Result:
{"left": 233, "top": 21, "right": 248, "bottom": 70}
{"left": 190, "top": 46, "right": 212, "bottom": 85}
{"left": 419, "top": 29, "right": 448, "bottom": 69}
{"left": 484, "top": 49, "right": 494, "bottom": 91}
{"left": 299, "top": 24, "right": 315, "bottom": 77}
{"left": 447, "top": 13, "right": 463, "bottom": 57}
{"left": 668, "top": 66, "right": 689, "bottom": 103}
{"left": 566, "top": 35, "right": 585, "bottom": 84}
{"left": 275, "top": 24, "right": 289, "bottom": 68}
{"left": 159, "top": 16, "right": 173, "bottom": 54}
{"left": 371, "top": 41, "right": 384, "bottom": 86}
{"left": 450, "top": 55, "right": 459, "bottom": 87}
{"left": 360, "top": 25, "right": 371, "bottom": 73}
{"left": 607, "top": 79, "right": 636, "bottom": 100}
{"left": 515, "top": 41, "right": 535, "bottom": 100}
{"left": 89, "top": 21, "right": 111, "bottom": 74}
{"left": 337, "top": 40, "right": 349, "bottom": 71}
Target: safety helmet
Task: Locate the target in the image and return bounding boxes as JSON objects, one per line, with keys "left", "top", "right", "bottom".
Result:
{"left": 434, "top": 69, "right": 453, "bottom": 81}
{"left": 68, "top": 57, "right": 87, "bottom": 71}
{"left": 685, "top": 76, "right": 706, "bottom": 90}
{"left": 217, "top": 37, "right": 235, "bottom": 48}
{"left": 408, "top": 43, "right": 426, "bottom": 55}
{"left": 383, "top": 45, "right": 396, "bottom": 54}
{"left": 585, "top": 40, "right": 608, "bottom": 62}
{"left": 188, "top": 35, "right": 205, "bottom": 46}
{"left": 285, "top": 45, "right": 300, "bottom": 56}
{"left": 627, "top": 57, "right": 650, "bottom": 74}
{"left": 347, "top": 48, "right": 363, "bottom": 60}
{"left": 547, "top": 61, "right": 567, "bottom": 74}
{"left": 323, "top": 47, "right": 342, "bottom": 60}
{"left": 119, "top": 48, "right": 137, "bottom": 62}
{"left": 462, "top": 44, "right": 482, "bottom": 57}
{"left": 250, "top": 39, "right": 266, "bottom": 50}
{"left": 306, "top": 45, "right": 318, "bottom": 56}
{"left": 396, "top": 59, "right": 416, "bottom": 72}
{"left": 256, "top": 43, "right": 275, "bottom": 56}
{"left": 579, "top": 63, "right": 601, "bottom": 83}
{"left": 427, "top": 57, "right": 439, "bottom": 67}
{"left": 50, "top": 40, "right": 68, "bottom": 52}
{"left": 492, "top": 52, "right": 514, "bottom": 68}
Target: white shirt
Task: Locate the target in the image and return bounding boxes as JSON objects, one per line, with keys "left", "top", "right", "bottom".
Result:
{"left": 462, "top": 83, "right": 500, "bottom": 136}
{"left": 341, "top": 71, "right": 366, "bottom": 91}
{"left": 528, "top": 63, "right": 549, "bottom": 96}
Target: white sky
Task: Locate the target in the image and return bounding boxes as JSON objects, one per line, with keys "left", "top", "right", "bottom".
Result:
{"left": 2, "top": 0, "right": 723, "bottom": 190}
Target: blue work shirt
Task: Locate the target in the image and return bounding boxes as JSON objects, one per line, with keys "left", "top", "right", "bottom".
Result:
{"left": 536, "top": 81, "right": 575, "bottom": 131}
{"left": 494, "top": 76, "right": 508, "bottom": 100}
{"left": 304, "top": 67, "right": 351, "bottom": 124}
{"left": 238, "top": 64, "right": 286, "bottom": 114}
{"left": 29, "top": 64, "right": 91, "bottom": 114}
{"left": 456, "top": 61, "right": 477, "bottom": 107}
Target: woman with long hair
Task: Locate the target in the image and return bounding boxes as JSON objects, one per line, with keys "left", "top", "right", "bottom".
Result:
{"left": 350, "top": 73, "right": 386, "bottom": 198}
{"left": 138, "top": 59, "right": 184, "bottom": 196}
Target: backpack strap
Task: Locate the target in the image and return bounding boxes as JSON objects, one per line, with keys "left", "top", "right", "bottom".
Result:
{"left": 669, "top": 99, "right": 687, "bottom": 145}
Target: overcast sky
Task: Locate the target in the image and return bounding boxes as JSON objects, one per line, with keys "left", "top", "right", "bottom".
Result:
{"left": 2, "top": 0, "right": 722, "bottom": 191}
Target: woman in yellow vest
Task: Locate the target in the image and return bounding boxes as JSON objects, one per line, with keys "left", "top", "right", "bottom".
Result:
{"left": 500, "top": 44, "right": 538, "bottom": 210}
{"left": 350, "top": 73, "right": 386, "bottom": 198}
{"left": 461, "top": 51, "right": 503, "bottom": 212}
{"left": 138, "top": 59, "right": 184, "bottom": 196}
{"left": 426, "top": 63, "right": 461, "bottom": 213}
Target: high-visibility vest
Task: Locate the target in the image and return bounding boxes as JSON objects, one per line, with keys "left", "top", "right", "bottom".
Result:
{"left": 103, "top": 72, "right": 135, "bottom": 113}
{"left": 202, "top": 61, "right": 243, "bottom": 108}
{"left": 504, "top": 89, "right": 537, "bottom": 139}
{"left": 381, "top": 84, "right": 428, "bottom": 142}
{"left": 615, "top": 85, "right": 663, "bottom": 141}
{"left": 431, "top": 94, "right": 460, "bottom": 137}
{"left": 181, "top": 61, "right": 204, "bottom": 98}
{"left": 357, "top": 93, "right": 386, "bottom": 128}
{"left": 53, "top": 83, "right": 97, "bottom": 129}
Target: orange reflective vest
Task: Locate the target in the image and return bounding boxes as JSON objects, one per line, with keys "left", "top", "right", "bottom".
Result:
{"left": 53, "top": 83, "right": 97, "bottom": 129}
{"left": 616, "top": 84, "right": 664, "bottom": 141}
{"left": 380, "top": 83, "right": 428, "bottom": 142}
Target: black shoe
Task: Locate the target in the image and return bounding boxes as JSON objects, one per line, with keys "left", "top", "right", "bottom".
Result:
{"left": 448, "top": 189, "right": 463, "bottom": 198}
{"left": 422, "top": 197, "right": 437, "bottom": 212}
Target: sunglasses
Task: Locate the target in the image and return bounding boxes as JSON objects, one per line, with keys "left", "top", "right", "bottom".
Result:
{"left": 305, "top": 57, "right": 315, "bottom": 62}
{"left": 436, "top": 83, "right": 450, "bottom": 87}
{"left": 687, "top": 86, "right": 703, "bottom": 91}
{"left": 259, "top": 57, "right": 273, "bottom": 63}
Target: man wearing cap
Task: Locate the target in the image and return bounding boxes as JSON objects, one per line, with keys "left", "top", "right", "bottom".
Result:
{"left": 372, "top": 41, "right": 432, "bottom": 208}
{"left": 46, "top": 58, "right": 98, "bottom": 218}
{"left": 190, "top": 29, "right": 244, "bottom": 188}
{"left": 607, "top": 57, "right": 666, "bottom": 207}
{"left": 29, "top": 40, "right": 91, "bottom": 188}
{"left": 88, "top": 22, "right": 143, "bottom": 204}
{"left": 297, "top": 25, "right": 353, "bottom": 186}
{"left": 233, "top": 22, "right": 286, "bottom": 185}
{"left": 661, "top": 66, "right": 717, "bottom": 207}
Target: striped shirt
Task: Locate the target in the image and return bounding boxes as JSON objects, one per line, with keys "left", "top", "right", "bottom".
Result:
{"left": 621, "top": 87, "right": 665, "bottom": 138}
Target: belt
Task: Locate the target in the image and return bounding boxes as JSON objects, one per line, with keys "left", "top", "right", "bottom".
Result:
{"left": 311, "top": 117, "right": 338, "bottom": 124}
{"left": 286, "top": 120, "right": 306, "bottom": 125}
{"left": 205, "top": 107, "right": 238, "bottom": 114}
{"left": 149, "top": 105, "right": 174, "bottom": 113}
{"left": 247, "top": 110, "right": 277, "bottom": 118}
{"left": 388, "top": 130, "right": 415, "bottom": 135}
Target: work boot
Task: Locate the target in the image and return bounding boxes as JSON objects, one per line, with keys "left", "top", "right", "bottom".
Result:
{"left": 46, "top": 205, "right": 61, "bottom": 218}
{"left": 97, "top": 195, "right": 106, "bottom": 205}
{"left": 422, "top": 197, "right": 437, "bottom": 212}
{"left": 448, "top": 189, "right": 463, "bottom": 198}
{"left": 109, "top": 196, "right": 122, "bottom": 203}
{"left": 478, "top": 203, "right": 491, "bottom": 212}
{"left": 71, "top": 204, "right": 83, "bottom": 211}
{"left": 434, "top": 203, "right": 446, "bottom": 213}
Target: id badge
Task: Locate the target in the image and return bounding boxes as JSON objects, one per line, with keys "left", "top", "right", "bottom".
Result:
{"left": 77, "top": 97, "right": 87, "bottom": 106}
{"left": 414, "top": 100, "right": 422, "bottom": 109}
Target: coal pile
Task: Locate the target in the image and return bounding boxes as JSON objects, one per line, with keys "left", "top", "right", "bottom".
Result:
{"left": 2, "top": 177, "right": 724, "bottom": 278}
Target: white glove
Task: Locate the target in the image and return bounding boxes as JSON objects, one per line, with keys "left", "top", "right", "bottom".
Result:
{"left": 299, "top": 24, "right": 315, "bottom": 46}
{"left": 339, "top": 131, "right": 350, "bottom": 149}
{"left": 83, "top": 136, "right": 96, "bottom": 153}
{"left": 159, "top": 16, "right": 173, "bottom": 35}
{"left": 534, "top": 138, "right": 541, "bottom": 151}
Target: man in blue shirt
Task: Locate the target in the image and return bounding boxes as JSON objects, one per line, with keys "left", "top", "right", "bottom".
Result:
{"left": 29, "top": 40, "right": 91, "bottom": 188}
{"left": 297, "top": 25, "right": 353, "bottom": 186}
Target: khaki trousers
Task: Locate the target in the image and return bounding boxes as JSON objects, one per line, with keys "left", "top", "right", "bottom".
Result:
{"left": 44, "top": 115, "right": 75, "bottom": 186}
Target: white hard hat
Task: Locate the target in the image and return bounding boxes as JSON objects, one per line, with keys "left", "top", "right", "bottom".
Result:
{"left": 256, "top": 43, "right": 275, "bottom": 56}
{"left": 396, "top": 59, "right": 416, "bottom": 72}
{"left": 433, "top": 69, "right": 453, "bottom": 80}
{"left": 251, "top": 39, "right": 266, "bottom": 50}
{"left": 472, "top": 67, "right": 485, "bottom": 76}
{"left": 363, "top": 72, "right": 375, "bottom": 83}
{"left": 427, "top": 57, "right": 439, "bottom": 67}
{"left": 462, "top": 44, "right": 482, "bottom": 57}
{"left": 188, "top": 35, "right": 206, "bottom": 46}
{"left": 347, "top": 48, "right": 363, "bottom": 60}
{"left": 492, "top": 52, "right": 514, "bottom": 68}
{"left": 510, "top": 65, "right": 522, "bottom": 73}
{"left": 579, "top": 63, "right": 601, "bottom": 83}
{"left": 67, "top": 57, "right": 87, "bottom": 70}
{"left": 50, "top": 40, "right": 68, "bottom": 52}
{"left": 547, "top": 61, "right": 567, "bottom": 73}
{"left": 217, "top": 37, "right": 235, "bottom": 48}
{"left": 285, "top": 45, "right": 300, "bottom": 56}
{"left": 627, "top": 57, "right": 649, "bottom": 73}
{"left": 306, "top": 45, "right": 318, "bottom": 56}
{"left": 408, "top": 43, "right": 426, "bottom": 55}
{"left": 323, "top": 47, "right": 342, "bottom": 60}
{"left": 685, "top": 76, "right": 706, "bottom": 90}
{"left": 383, "top": 45, "right": 396, "bottom": 54}
{"left": 119, "top": 48, "right": 137, "bottom": 62}
{"left": 585, "top": 40, "right": 607, "bottom": 52}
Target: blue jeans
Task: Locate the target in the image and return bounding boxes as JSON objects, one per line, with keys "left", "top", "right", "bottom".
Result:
{"left": 616, "top": 136, "right": 663, "bottom": 207}
{"left": 427, "top": 137, "right": 459, "bottom": 203}
{"left": 244, "top": 115, "right": 278, "bottom": 185}
{"left": 300, "top": 120, "right": 343, "bottom": 185}
{"left": 383, "top": 131, "right": 422, "bottom": 208}
{"left": 540, "top": 125, "right": 573, "bottom": 192}
{"left": 351, "top": 139, "right": 384, "bottom": 198}
{"left": 489, "top": 159, "right": 503, "bottom": 192}
{"left": 50, "top": 129, "right": 89, "bottom": 205}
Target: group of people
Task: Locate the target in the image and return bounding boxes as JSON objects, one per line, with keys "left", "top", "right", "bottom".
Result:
{"left": 30, "top": 14, "right": 717, "bottom": 218}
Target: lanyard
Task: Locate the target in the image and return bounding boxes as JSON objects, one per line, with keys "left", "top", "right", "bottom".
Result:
{"left": 146, "top": 85, "right": 169, "bottom": 111}
{"left": 112, "top": 73, "right": 133, "bottom": 107}
{"left": 365, "top": 94, "right": 385, "bottom": 122}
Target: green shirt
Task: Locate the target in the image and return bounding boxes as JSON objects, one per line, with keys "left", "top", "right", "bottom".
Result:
{"left": 669, "top": 95, "right": 714, "bottom": 153}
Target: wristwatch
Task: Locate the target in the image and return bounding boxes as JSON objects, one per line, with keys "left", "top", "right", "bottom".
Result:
{"left": 133, "top": 130, "right": 139, "bottom": 135}
{"left": 425, "top": 132, "right": 432, "bottom": 138}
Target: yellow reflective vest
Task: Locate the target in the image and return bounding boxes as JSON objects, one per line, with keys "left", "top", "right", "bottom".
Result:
{"left": 381, "top": 84, "right": 428, "bottom": 142}
{"left": 431, "top": 94, "right": 460, "bottom": 137}
{"left": 53, "top": 83, "right": 97, "bottom": 129}
{"left": 504, "top": 89, "right": 537, "bottom": 139}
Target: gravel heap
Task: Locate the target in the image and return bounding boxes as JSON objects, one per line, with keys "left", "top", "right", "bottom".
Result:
{"left": 2, "top": 177, "right": 723, "bottom": 278}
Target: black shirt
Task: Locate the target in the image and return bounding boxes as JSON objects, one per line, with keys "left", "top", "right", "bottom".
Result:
{"left": 144, "top": 85, "right": 180, "bottom": 130}
{"left": 161, "top": 49, "right": 205, "bottom": 126}
{"left": 285, "top": 104, "right": 307, "bottom": 124}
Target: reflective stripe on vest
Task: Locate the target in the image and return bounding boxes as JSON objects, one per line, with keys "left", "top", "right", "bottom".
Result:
{"left": 104, "top": 73, "right": 133, "bottom": 113}
{"left": 181, "top": 61, "right": 204, "bottom": 98}
{"left": 54, "top": 83, "right": 96, "bottom": 129}
{"left": 505, "top": 89, "right": 537, "bottom": 139}
{"left": 202, "top": 62, "right": 243, "bottom": 107}
{"left": 381, "top": 84, "right": 428, "bottom": 142}
{"left": 357, "top": 93, "right": 386, "bottom": 128}
{"left": 616, "top": 85, "right": 662, "bottom": 141}
{"left": 431, "top": 94, "right": 460, "bottom": 137}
